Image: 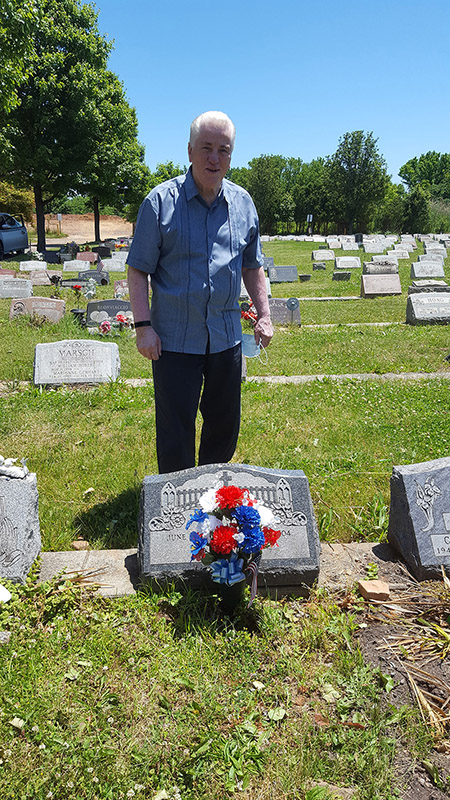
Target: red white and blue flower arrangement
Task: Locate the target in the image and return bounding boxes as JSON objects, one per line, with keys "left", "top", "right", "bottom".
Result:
{"left": 187, "top": 485, "right": 281, "bottom": 605}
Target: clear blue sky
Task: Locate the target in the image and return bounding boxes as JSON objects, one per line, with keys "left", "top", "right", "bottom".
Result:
{"left": 95, "top": 0, "right": 450, "bottom": 183}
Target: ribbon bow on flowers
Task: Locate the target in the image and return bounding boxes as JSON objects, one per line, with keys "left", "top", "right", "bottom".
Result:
{"left": 186, "top": 484, "right": 281, "bottom": 606}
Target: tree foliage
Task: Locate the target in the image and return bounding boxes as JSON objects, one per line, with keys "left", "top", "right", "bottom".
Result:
{"left": 0, "top": 0, "right": 112, "bottom": 250}
{"left": 399, "top": 151, "right": 450, "bottom": 200}
{"left": 326, "top": 131, "right": 388, "bottom": 233}
{"left": 0, "top": 181, "right": 34, "bottom": 220}
{"left": 0, "top": 0, "right": 37, "bottom": 112}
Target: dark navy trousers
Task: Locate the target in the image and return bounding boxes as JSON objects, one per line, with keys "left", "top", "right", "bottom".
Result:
{"left": 151, "top": 344, "right": 242, "bottom": 474}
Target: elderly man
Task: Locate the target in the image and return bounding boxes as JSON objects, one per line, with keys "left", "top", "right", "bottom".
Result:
{"left": 127, "top": 111, "right": 272, "bottom": 474}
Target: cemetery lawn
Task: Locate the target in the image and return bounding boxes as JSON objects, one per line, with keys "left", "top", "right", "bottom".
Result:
{"left": 1, "top": 242, "right": 449, "bottom": 799}
{"left": 0, "top": 572, "right": 440, "bottom": 800}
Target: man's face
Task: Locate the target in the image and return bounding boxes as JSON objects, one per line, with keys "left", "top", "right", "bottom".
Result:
{"left": 188, "top": 122, "right": 232, "bottom": 199}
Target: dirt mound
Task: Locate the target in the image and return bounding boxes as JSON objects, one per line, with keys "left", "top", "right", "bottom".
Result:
{"left": 38, "top": 213, "right": 133, "bottom": 244}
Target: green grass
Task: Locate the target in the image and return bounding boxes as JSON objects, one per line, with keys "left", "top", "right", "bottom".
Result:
{"left": 0, "top": 575, "right": 433, "bottom": 800}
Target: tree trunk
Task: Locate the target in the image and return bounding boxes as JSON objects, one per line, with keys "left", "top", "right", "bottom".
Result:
{"left": 93, "top": 196, "right": 101, "bottom": 242}
{"left": 34, "top": 184, "right": 46, "bottom": 253}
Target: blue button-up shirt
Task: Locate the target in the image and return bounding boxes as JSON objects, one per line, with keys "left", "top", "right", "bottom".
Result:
{"left": 127, "top": 169, "right": 263, "bottom": 354}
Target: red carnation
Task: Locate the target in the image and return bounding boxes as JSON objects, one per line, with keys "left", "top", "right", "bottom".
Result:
{"left": 215, "top": 485, "right": 245, "bottom": 509}
{"left": 263, "top": 527, "right": 281, "bottom": 547}
{"left": 210, "top": 525, "right": 237, "bottom": 555}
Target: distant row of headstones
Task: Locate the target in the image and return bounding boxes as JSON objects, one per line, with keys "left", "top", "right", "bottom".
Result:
{"left": 1, "top": 456, "right": 449, "bottom": 591}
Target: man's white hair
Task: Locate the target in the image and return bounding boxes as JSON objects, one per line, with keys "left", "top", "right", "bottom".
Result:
{"left": 189, "top": 111, "right": 236, "bottom": 151}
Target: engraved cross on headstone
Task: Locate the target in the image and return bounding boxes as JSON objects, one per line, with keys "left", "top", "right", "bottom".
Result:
{"left": 219, "top": 470, "right": 234, "bottom": 486}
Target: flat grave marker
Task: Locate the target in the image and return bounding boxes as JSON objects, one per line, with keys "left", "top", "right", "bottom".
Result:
{"left": 408, "top": 280, "right": 450, "bottom": 294}
{"left": 335, "top": 256, "right": 361, "bottom": 269}
{"left": 138, "top": 463, "right": 320, "bottom": 593}
{"left": 312, "top": 250, "right": 334, "bottom": 261}
{"left": 332, "top": 271, "right": 351, "bottom": 281}
{"left": 388, "top": 457, "right": 450, "bottom": 580}
{"left": 33, "top": 339, "right": 121, "bottom": 385}
{"left": 19, "top": 261, "right": 47, "bottom": 272}
{"left": 361, "top": 274, "right": 402, "bottom": 297}
{"left": 363, "top": 262, "right": 399, "bottom": 275}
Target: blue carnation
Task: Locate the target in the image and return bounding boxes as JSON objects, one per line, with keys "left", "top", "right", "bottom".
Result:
{"left": 241, "top": 527, "right": 265, "bottom": 554}
{"left": 189, "top": 531, "right": 207, "bottom": 559}
{"left": 232, "top": 505, "right": 261, "bottom": 529}
{"left": 186, "top": 509, "right": 209, "bottom": 530}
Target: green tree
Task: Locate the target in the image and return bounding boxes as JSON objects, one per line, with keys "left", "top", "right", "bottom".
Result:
{"left": 0, "top": 0, "right": 111, "bottom": 251}
{"left": 76, "top": 69, "right": 149, "bottom": 241}
{"left": 370, "top": 181, "right": 406, "bottom": 233}
{"left": 402, "top": 184, "right": 430, "bottom": 233}
{"left": 327, "top": 131, "right": 388, "bottom": 233}
{"left": 245, "top": 155, "right": 286, "bottom": 234}
{"left": 293, "top": 158, "right": 331, "bottom": 233}
{"left": 227, "top": 165, "right": 250, "bottom": 192}
{"left": 399, "top": 151, "right": 450, "bottom": 200}
{"left": 0, "top": 181, "right": 34, "bottom": 220}
{"left": 0, "top": 0, "right": 37, "bottom": 112}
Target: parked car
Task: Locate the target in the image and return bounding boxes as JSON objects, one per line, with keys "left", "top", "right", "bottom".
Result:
{"left": 0, "top": 213, "right": 29, "bottom": 258}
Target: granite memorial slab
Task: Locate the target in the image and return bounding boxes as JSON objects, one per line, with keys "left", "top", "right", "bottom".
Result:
{"left": 0, "top": 269, "right": 16, "bottom": 277}
{"left": 33, "top": 339, "right": 121, "bottom": 385}
{"left": 363, "top": 243, "right": 385, "bottom": 254}
{"left": 390, "top": 248, "right": 410, "bottom": 260}
{"left": 30, "top": 270, "right": 51, "bottom": 286}
{"left": 78, "top": 270, "right": 109, "bottom": 285}
{"left": 268, "top": 297, "right": 301, "bottom": 325}
{"left": 361, "top": 274, "right": 402, "bottom": 297}
{"left": 363, "top": 262, "right": 398, "bottom": 275}
{"left": 312, "top": 250, "right": 334, "bottom": 261}
{"left": 332, "top": 271, "right": 351, "bottom": 281}
{"left": 86, "top": 299, "right": 133, "bottom": 327}
{"left": 19, "top": 261, "right": 48, "bottom": 272}
{"left": 268, "top": 265, "right": 298, "bottom": 282}
{"left": 341, "top": 241, "right": 357, "bottom": 251}
{"left": 76, "top": 252, "right": 98, "bottom": 263}
{"left": 406, "top": 293, "right": 450, "bottom": 324}
{"left": 388, "top": 457, "right": 450, "bottom": 580}
{"left": 0, "top": 472, "right": 41, "bottom": 584}
{"left": 372, "top": 254, "right": 398, "bottom": 265}
{"left": 408, "top": 281, "right": 450, "bottom": 294}
{"left": 92, "top": 245, "right": 112, "bottom": 258}
{"left": 262, "top": 256, "right": 275, "bottom": 271}
{"left": 418, "top": 253, "right": 445, "bottom": 264}
{"left": 97, "top": 259, "right": 127, "bottom": 272}
{"left": 138, "top": 463, "right": 320, "bottom": 593}
{"left": 0, "top": 278, "right": 33, "bottom": 299}
{"left": 313, "top": 262, "right": 326, "bottom": 270}
{"left": 335, "top": 256, "right": 361, "bottom": 269}
{"left": 62, "top": 260, "right": 83, "bottom": 272}
{"left": 10, "top": 296, "right": 65, "bottom": 323}
{"left": 410, "top": 262, "right": 445, "bottom": 280}
{"left": 114, "top": 279, "right": 129, "bottom": 297}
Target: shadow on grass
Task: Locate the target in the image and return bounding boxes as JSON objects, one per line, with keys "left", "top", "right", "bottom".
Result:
{"left": 75, "top": 485, "right": 140, "bottom": 549}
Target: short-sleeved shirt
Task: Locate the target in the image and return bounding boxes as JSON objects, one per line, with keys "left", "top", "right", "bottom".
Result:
{"left": 126, "top": 168, "right": 263, "bottom": 354}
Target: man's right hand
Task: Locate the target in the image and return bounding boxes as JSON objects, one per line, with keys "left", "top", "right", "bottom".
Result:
{"left": 135, "top": 326, "right": 162, "bottom": 361}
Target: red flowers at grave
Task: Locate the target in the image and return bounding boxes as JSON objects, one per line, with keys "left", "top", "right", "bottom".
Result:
{"left": 263, "top": 527, "right": 282, "bottom": 547}
{"left": 215, "top": 485, "right": 245, "bottom": 509}
{"left": 210, "top": 525, "right": 238, "bottom": 554}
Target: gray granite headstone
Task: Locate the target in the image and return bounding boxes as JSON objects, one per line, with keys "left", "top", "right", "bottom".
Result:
{"left": 312, "top": 250, "right": 334, "bottom": 261}
{"left": 408, "top": 281, "right": 450, "bottom": 294}
{"left": 391, "top": 248, "right": 410, "bottom": 260}
{"left": 388, "top": 457, "right": 450, "bottom": 580}
{"left": 0, "top": 473, "right": 41, "bottom": 584}
{"left": 33, "top": 339, "right": 120, "bottom": 385}
{"left": 335, "top": 257, "right": 361, "bottom": 269}
{"left": 10, "top": 296, "right": 65, "bottom": 323}
{"left": 372, "top": 254, "right": 398, "bottom": 265}
{"left": 360, "top": 274, "right": 402, "bottom": 297}
{"left": 19, "top": 261, "right": 48, "bottom": 272}
{"left": 313, "top": 262, "right": 327, "bottom": 270}
{"left": 268, "top": 265, "right": 298, "bottom": 282}
{"left": 97, "top": 259, "right": 127, "bottom": 272}
{"left": 262, "top": 256, "right": 275, "bottom": 271}
{"left": 30, "top": 270, "right": 51, "bottom": 286}
{"left": 363, "top": 262, "right": 399, "bottom": 275}
{"left": 363, "top": 243, "right": 385, "bottom": 254}
{"left": 406, "top": 292, "right": 450, "bottom": 324}
{"left": 341, "top": 241, "right": 356, "bottom": 251}
{"left": 78, "top": 270, "right": 109, "bottom": 285}
{"left": 418, "top": 253, "right": 445, "bottom": 265}
{"left": 86, "top": 299, "right": 133, "bottom": 327}
{"left": 268, "top": 297, "right": 301, "bottom": 325}
{"left": 0, "top": 278, "right": 33, "bottom": 298}
{"left": 138, "top": 463, "right": 320, "bottom": 593}
{"left": 410, "top": 262, "right": 445, "bottom": 280}
{"left": 62, "top": 260, "right": 83, "bottom": 272}
{"left": 332, "top": 271, "right": 351, "bottom": 281}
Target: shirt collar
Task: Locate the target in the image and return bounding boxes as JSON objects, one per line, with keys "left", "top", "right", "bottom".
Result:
{"left": 185, "top": 167, "right": 227, "bottom": 206}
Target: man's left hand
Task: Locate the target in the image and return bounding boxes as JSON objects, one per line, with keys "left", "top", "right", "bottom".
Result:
{"left": 254, "top": 315, "right": 273, "bottom": 348}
